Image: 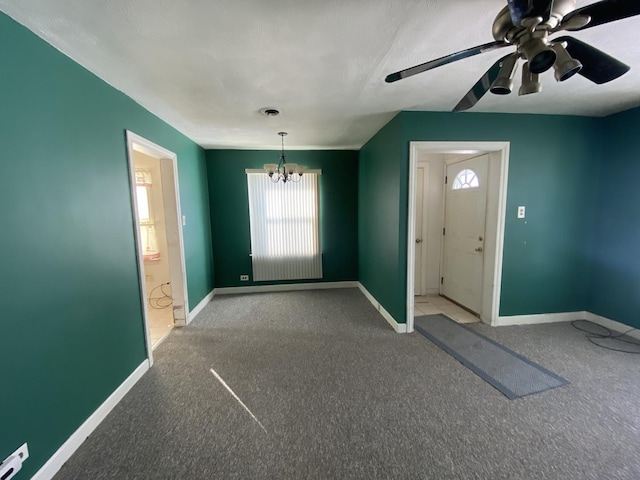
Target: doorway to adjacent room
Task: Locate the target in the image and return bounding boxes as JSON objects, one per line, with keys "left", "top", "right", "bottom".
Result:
{"left": 407, "top": 142, "right": 510, "bottom": 333}
{"left": 126, "top": 132, "right": 189, "bottom": 364}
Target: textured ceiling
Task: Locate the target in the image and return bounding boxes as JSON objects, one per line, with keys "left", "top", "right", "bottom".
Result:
{"left": 1, "top": 0, "right": 639, "bottom": 149}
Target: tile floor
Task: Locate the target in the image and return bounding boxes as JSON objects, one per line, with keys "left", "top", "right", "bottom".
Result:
{"left": 414, "top": 294, "right": 480, "bottom": 324}
{"left": 148, "top": 306, "right": 174, "bottom": 348}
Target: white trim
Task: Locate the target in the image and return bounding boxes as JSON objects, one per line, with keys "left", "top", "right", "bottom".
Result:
{"left": 495, "top": 311, "right": 585, "bottom": 326}
{"left": 495, "top": 311, "right": 640, "bottom": 341}
{"left": 584, "top": 312, "right": 640, "bottom": 341}
{"left": 406, "top": 148, "right": 417, "bottom": 331}
{"left": 214, "top": 281, "right": 358, "bottom": 295}
{"left": 491, "top": 147, "right": 509, "bottom": 328}
{"left": 357, "top": 282, "right": 407, "bottom": 333}
{"left": 188, "top": 289, "right": 215, "bottom": 323}
{"left": 415, "top": 161, "right": 430, "bottom": 297}
{"left": 31, "top": 361, "right": 149, "bottom": 480}
{"left": 125, "top": 134, "right": 156, "bottom": 365}
{"left": 125, "top": 131, "right": 190, "bottom": 356}
{"left": 159, "top": 156, "right": 190, "bottom": 325}
{"left": 245, "top": 168, "right": 322, "bottom": 174}
{"left": 407, "top": 142, "right": 510, "bottom": 333}
{"left": 128, "top": 134, "right": 176, "bottom": 159}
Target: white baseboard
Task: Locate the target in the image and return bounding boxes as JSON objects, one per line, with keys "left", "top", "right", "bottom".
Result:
{"left": 584, "top": 312, "right": 640, "bottom": 341}
{"left": 31, "top": 360, "right": 150, "bottom": 480}
{"left": 214, "top": 281, "right": 358, "bottom": 295}
{"left": 495, "top": 310, "right": 640, "bottom": 340}
{"left": 357, "top": 282, "right": 407, "bottom": 333}
{"left": 495, "top": 311, "right": 584, "bottom": 327}
{"left": 187, "top": 289, "right": 215, "bottom": 324}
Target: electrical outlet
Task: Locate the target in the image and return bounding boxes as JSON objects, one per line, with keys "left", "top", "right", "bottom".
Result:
{"left": 13, "top": 444, "right": 28, "bottom": 463}
{"left": 517, "top": 206, "right": 526, "bottom": 219}
{"left": 0, "top": 443, "right": 28, "bottom": 480}
{"left": 240, "top": 275, "right": 249, "bottom": 281}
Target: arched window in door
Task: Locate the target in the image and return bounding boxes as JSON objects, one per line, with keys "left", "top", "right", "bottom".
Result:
{"left": 452, "top": 169, "right": 479, "bottom": 190}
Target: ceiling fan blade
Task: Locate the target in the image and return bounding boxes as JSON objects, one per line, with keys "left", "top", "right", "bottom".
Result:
{"left": 555, "top": 36, "right": 630, "bottom": 84}
{"left": 385, "top": 41, "right": 509, "bottom": 83}
{"left": 453, "top": 54, "right": 513, "bottom": 112}
{"left": 508, "top": 0, "right": 554, "bottom": 25}
{"left": 561, "top": 0, "right": 640, "bottom": 30}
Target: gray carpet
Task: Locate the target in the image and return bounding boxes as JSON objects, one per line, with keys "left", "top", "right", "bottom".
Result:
{"left": 414, "top": 314, "right": 569, "bottom": 399}
{"left": 54, "top": 289, "right": 640, "bottom": 480}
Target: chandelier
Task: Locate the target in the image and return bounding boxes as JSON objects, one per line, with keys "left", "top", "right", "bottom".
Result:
{"left": 264, "top": 132, "right": 306, "bottom": 183}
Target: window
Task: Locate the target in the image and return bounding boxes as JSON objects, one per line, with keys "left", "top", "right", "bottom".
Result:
{"left": 135, "top": 169, "right": 160, "bottom": 261}
{"left": 452, "top": 168, "right": 479, "bottom": 190}
{"left": 246, "top": 172, "right": 322, "bottom": 281}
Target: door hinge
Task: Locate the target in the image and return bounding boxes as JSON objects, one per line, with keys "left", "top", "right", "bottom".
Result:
{"left": 445, "top": 175, "right": 448, "bottom": 184}
{"left": 442, "top": 227, "right": 445, "bottom": 236}
{"left": 441, "top": 277, "right": 444, "bottom": 285}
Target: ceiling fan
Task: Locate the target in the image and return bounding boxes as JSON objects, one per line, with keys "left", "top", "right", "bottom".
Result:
{"left": 385, "top": 0, "right": 640, "bottom": 111}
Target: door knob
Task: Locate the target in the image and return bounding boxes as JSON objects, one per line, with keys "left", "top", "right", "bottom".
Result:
{"left": 416, "top": 238, "right": 422, "bottom": 243}
{"left": 475, "top": 246, "right": 483, "bottom": 252}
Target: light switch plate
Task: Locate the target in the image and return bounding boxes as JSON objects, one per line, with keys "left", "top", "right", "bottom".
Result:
{"left": 517, "top": 206, "right": 526, "bottom": 219}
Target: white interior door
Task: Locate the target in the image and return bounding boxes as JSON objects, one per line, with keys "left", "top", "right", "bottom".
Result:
{"left": 441, "top": 155, "right": 489, "bottom": 313}
{"left": 414, "top": 166, "right": 425, "bottom": 296}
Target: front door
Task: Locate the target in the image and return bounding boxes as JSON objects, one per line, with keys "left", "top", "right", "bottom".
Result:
{"left": 441, "top": 155, "right": 489, "bottom": 313}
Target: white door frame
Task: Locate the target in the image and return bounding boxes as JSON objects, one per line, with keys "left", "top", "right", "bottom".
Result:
{"left": 407, "top": 141, "right": 510, "bottom": 332}
{"left": 414, "top": 161, "right": 430, "bottom": 296}
{"left": 125, "top": 131, "right": 189, "bottom": 365}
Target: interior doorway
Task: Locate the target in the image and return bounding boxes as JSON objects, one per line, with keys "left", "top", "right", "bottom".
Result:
{"left": 407, "top": 142, "right": 510, "bottom": 333}
{"left": 126, "top": 131, "right": 189, "bottom": 364}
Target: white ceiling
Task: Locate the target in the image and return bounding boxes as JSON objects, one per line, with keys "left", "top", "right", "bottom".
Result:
{"left": 2, "top": 0, "right": 640, "bottom": 149}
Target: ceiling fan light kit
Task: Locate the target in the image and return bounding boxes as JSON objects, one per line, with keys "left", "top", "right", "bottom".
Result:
{"left": 519, "top": 62, "right": 542, "bottom": 96}
{"left": 552, "top": 43, "right": 583, "bottom": 81}
{"left": 386, "top": 0, "right": 640, "bottom": 111}
{"left": 491, "top": 54, "right": 519, "bottom": 95}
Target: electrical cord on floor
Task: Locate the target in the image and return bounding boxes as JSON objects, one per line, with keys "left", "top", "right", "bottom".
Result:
{"left": 148, "top": 282, "right": 173, "bottom": 309}
{"left": 571, "top": 320, "right": 640, "bottom": 354}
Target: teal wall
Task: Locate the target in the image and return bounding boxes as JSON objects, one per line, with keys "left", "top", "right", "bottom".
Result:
{"left": 0, "top": 12, "right": 213, "bottom": 479}
{"left": 588, "top": 107, "right": 640, "bottom": 329}
{"left": 206, "top": 150, "right": 358, "bottom": 287}
{"left": 358, "top": 115, "right": 406, "bottom": 322}
{"left": 359, "top": 111, "right": 601, "bottom": 324}
{"left": 2, "top": 4, "right": 639, "bottom": 477}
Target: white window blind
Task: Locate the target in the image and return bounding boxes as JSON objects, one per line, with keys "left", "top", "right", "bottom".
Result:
{"left": 246, "top": 172, "right": 322, "bottom": 281}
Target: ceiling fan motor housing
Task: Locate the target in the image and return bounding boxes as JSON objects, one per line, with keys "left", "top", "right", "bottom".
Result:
{"left": 491, "top": 1, "right": 576, "bottom": 75}
{"left": 493, "top": 0, "right": 576, "bottom": 42}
